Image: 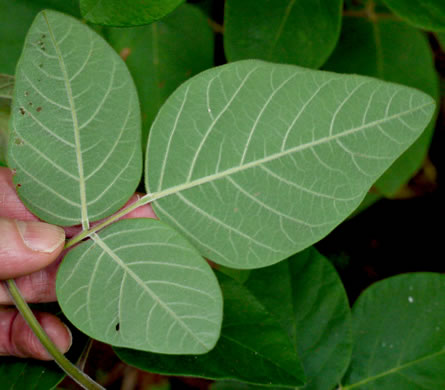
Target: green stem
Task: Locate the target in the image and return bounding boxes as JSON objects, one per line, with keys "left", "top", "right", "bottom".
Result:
{"left": 65, "top": 193, "right": 154, "bottom": 250}
{"left": 5, "top": 279, "right": 105, "bottom": 390}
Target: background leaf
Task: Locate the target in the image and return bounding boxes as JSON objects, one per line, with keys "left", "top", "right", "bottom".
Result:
{"left": 224, "top": 0, "right": 342, "bottom": 69}
{"left": 80, "top": 0, "right": 185, "bottom": 27}
{"left": 380, "top": 0, "right": 445, "bottom": 32}
{"left": 342, "top": 273, "right": 445, "bottom": 389}
{"left": 8, "top": 10, "right": 142, "bottom": 227}
{"left": 57, "top": 218, "right": 223, "bottom": 354}
{"left": 146, "top": 60, "right": 435, "bottom": 269}
{"left": 115, "top": 272, "right": 306, "bottom": 388}
{"left": 437, "top": 32, "right": 445, "bottom": 51}
{"left": 0, "top": 358, "right": 64, "bottom": 390}
{"left": 106, "top": 3, "right": 214, "bottom": 150}
{"left": 0, "top": 0, "right": 79, "bottom": 75}
{"left": 324, "top": 18, "right": 439, "bottom": 196}
{"left": 244, "top": 247, "right": 352, "bottom": 390}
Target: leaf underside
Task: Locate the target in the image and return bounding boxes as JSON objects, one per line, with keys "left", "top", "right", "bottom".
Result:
{"left": 8, "top": 10, "right": 142, "bottom": 227}
{"left": 324, "top": 18, "right": 439, "bottom": 196}
{"left": 57, "top": 218, "right": 223, "bottom": 355}
{"left": 146, "top": 60, "right": 435, "bottom": 269}
{"left": 115, "top": 272, "right": 306, "bottom": 388}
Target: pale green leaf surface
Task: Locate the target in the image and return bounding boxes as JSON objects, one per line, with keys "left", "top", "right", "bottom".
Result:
{"left": 0, "top": 74, "right": 14, "bottom": 99}
{"left": 342, "top": 273, "right": 445, "bottom": 389}
{"left": 324, "top": 18, "right": 439, "bottom": 196}
{"left": 245, "top": 248, "right": 352, "bottom": 390}
{"left": 115, "top": 272, "right": 305, "bottom": 387}
{"left": 107, "top": 4, "right": 214, "bottom": 151}
{"left": 0, "top": 0, "right": 80, "bottom": 74}
{"left": 381, "top": 0, "right": 445, "bottom": 32}
{"left": 224, "top": 0, "right": 342, "bottom": 69}
{"left": 80, "top": 0, "right": 184, "bottom": 26}
{"left": 8, "top": 10, "right": 142, "bottom": 227}
{"left": 57, "top": 218, "right": 223, "bottom": 354}
{"left": 146, "top": 60, "right": 435, "bottom": 269}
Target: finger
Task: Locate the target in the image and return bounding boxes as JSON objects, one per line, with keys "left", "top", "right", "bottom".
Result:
{"left": 0, "top": 308, "right": 72, "bottom": 360}
{"left": 0, "top": 259, "right": 60, "bottom": 304}
{"left": 0, "top": 218, "right": 65, "bottom": 279}
{"left": 0, "top": 167, "right": 38, "bottom": 222}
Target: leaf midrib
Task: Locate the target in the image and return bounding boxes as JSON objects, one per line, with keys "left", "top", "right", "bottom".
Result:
{"left": 43, "top": 11, "right": 89, "bottom": 230}
{"left": 90, "top": 233, "right": 211, "bottom": 351}
{"left": 149, "top": 102, "right": 432, "bottom": 201}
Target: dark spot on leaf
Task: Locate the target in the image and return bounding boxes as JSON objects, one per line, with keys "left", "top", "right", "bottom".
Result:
{"left": 42, "top": 34, "right": 46, "bottom": 38}
{"left": 28, "top": 102, "right": 32, "bottom": 106}
{"left": 24, "top": 91, "right": 29, "bottom": 97}
{"left": 16, "top": 183, "right": 22, "bottom": 188}
{"left": 14, "top": 138, "right": 24, "bottom": 145}
{"left": 115, "top": 323, "right": 120, "bottom": 331}
{"left": 41, "top": 47, "right": 46, "bottom": 51}
{"left": 19, "top": 107, "right": 25, "bottom": 115}
{"left": 39, "top": 64, "right": 43, "bottom": 68}
{"left": 36, "top": 107, "right": 42, "bottom": 112}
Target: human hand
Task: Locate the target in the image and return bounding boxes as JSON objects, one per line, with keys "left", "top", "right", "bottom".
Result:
{"left": 0, "top": 167, "right": 156, "bottom": 360}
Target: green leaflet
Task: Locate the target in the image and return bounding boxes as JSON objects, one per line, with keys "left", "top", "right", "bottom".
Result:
{"left": 146, "top": 60, "right": 435, "bottom": 269}
{"left": 245, "top": 248, "right": 352, "bottom": 390}
{"left": 115, "top": 272, "right": 306, "bottom": 388}
{"left": 118, "top": 249, "right": 351, "bottom": 389}
{"left": 56, "top": 218, "right": 223, "bottom": 355}
{"left": 381, "top": 0, "right": 445, "bottom": 32}
{"left": 80, "top": 0, "right": 185, "bottom": 27}
{"left": 437, "top": 32, "right": 445, "bottom": 51}
{"left": 8, "top": 10, "right": 142, "bottom": 228}
{"left": 106, "top": 3, "right": 214, "bottom": 151}
{"left": 0, "top": 0, "right": 80, "bottom": 74}
{"left": 224, "top": 0, "right": 343, "bottom": 69}
{"left": 324, "top": 18, "right": 439, "bottom": 196}
{"left": 342, "top": 273, "right": 445, "bottom": 389}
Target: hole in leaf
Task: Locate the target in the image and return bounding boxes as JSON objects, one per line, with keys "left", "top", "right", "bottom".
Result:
{"left": 115, "top": 323, "right": 120, "bottom": 331}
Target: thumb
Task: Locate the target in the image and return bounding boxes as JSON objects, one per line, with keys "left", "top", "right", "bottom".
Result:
{"left": 0, "top": 218, "right": 65, "bottom": 279}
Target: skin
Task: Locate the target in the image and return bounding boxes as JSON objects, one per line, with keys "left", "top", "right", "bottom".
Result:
{"left": 0, "top": 167, "right": 156, "bottom": 360}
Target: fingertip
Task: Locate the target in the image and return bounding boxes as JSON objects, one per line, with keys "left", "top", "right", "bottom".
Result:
{"left": 14, "top": 313, "right": 72, "bottom": 360}
{"left": 0, "top": 218, "right": 65, "bottom": 279}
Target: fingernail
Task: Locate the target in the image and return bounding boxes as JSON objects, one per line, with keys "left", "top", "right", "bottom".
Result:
{"left": 15, "top": 221, "right": 65, "bottom": 253}
{"left": 62, "top": 323, "right": 73, "bottom": 353}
